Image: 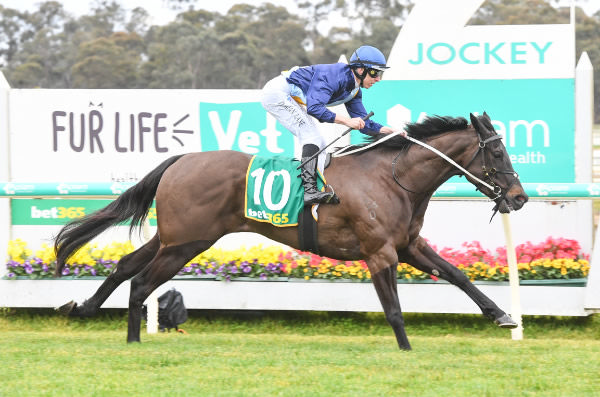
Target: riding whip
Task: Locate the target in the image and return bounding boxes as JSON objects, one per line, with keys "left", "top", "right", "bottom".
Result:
{"left": 297, "top": 111, "right": 374, "bottom": 169}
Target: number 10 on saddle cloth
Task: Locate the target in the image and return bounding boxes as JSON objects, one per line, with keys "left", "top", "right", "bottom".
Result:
{"left": 245, "top": 156, "right": 326, "bottom": 227}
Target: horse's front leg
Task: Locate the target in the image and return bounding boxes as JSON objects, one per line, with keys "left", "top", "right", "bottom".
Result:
{"left": 399, "top": 236, "right": 517, "bottom": 328}
{"left": 367, "top": 248, "right": 412, "bottom": 351}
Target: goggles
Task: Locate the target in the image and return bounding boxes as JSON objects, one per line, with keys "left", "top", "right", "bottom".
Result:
{"left": 367, "top": 68, "right": 384, "bottom": 78}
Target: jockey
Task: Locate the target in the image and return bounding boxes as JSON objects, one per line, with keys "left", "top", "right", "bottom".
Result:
{"left": 261, "top": 45, "right": 397, "bottom": 205}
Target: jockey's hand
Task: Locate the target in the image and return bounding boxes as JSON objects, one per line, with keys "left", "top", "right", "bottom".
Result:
{"left": 346, "top": 117, "right": 365, "bottom": 130}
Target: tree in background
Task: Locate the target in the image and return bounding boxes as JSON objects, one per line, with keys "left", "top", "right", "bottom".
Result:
{"left": 1, "top": 0, "right": 146, "bottom": 88}
{"left": 71, "top": 32, "right": 143, "bottom": 88}
{"left": 141, "top": 15, "right": 219, "bottom": 89}
{"left": 0, "top": 0, "right": 599, "bottom": 121}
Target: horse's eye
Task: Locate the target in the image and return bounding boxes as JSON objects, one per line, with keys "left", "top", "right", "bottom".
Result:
{"left": 493, "top": 150, "right": 503, "bottom": 158}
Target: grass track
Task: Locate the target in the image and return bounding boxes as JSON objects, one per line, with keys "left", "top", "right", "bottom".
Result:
{"left": 1, "top": 310, "right": 599, "bottom": 396}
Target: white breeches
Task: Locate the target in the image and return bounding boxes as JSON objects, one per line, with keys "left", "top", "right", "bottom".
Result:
{"left": 261, "top": 75, "right": 327, "bottom": 172}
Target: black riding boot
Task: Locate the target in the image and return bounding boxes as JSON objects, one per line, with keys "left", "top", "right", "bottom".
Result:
{"left": 300, "top": 144, "right": 335, "bottom": 205}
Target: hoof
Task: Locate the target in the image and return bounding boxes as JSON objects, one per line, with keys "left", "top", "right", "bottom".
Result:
{"left": 56, "top": 301, "right": 77, "bottom": 316}
{"left": 495, "top": 313, "right": 518, "bottom": 329}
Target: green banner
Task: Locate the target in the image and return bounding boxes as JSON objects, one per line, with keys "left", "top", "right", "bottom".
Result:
{"left": 11, "top": 199, "right": 157, "bottom": 226}
{"left": 199, "top": 102, "right": 295, "bottom": 157}
{"left": 357, "top": 79, "right": 575, "bottom": 183}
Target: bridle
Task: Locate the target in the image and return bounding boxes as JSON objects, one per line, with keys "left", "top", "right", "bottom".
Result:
{"left": 464, "top": 131, "right": 519, "bottom": 197}
{"left": 391, "top": 128, "right": 519, "bottom": 210}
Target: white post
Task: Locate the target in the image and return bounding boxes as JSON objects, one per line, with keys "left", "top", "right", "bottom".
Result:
{"left": 574, "top": 52, "right": 594, "bottom": 259}
{"left": 578, "top": 51, "right": 600, "bottom": 312}
{"left": 575, "top": 52, "right": 593, "bottom": 183}
{"left": 142, "top": 219, "right": 159, "bottom": 334}
{"left": 0, "top": 72, "right": 11, "bottom": 267}
{"left": 501, "top": 213, "right": 523, "bottom": 340}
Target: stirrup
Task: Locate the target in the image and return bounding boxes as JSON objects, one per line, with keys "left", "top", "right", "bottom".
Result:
{"left": 304, "top": 191, "right": 334, "bottom": 205}
{"left": 303, "top": 185, "right": 339, "bottom": 205}
{"left": 323, "top": 184, "right": 340, "bottom": 204}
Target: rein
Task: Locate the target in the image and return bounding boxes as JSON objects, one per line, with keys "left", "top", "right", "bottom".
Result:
{"left": 334, "top": 129, "right": 518, "bottom": 213}
{"left": 334, "top": 130, "right": 499, "bottom": 194}
{"left": 399, "top": 134, "right": 500, "bottom": 194}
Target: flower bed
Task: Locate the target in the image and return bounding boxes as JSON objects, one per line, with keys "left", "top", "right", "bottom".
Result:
{"left": 4, "top": 237, "right": 590, "bottom": 283}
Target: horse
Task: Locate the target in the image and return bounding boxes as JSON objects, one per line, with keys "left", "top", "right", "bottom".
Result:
{"left": 54, "top": 112, "right": 528, "bottom": 351}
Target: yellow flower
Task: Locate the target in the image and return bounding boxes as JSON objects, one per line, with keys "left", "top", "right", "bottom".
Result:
{"left": 560, "top": 267, "right": 567, "bottom": 275}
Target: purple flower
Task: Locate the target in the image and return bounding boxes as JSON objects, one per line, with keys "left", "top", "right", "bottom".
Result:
{"left": 260, "top": 273, "right": 267, "bottom": 280}
{"left": 62, "top": 267, "right": 70, "bottom": 276}
{"left": 242, "top": 266, "right": 251, "bottom": 274}
{"left": 7, "top": 272, "right": 15, "bottom": 278}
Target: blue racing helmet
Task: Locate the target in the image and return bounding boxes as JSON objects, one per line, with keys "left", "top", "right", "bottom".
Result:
{"left": 349, "top": 45, "right": 389, "bottom": 70}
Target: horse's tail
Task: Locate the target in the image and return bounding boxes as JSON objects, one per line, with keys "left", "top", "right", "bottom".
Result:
{"left": 54, "top": 154, "right": 185, "bottom": 276}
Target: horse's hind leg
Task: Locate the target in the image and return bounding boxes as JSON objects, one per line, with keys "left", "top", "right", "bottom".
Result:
{"left": 127, "top": 239, "right": 214, "bottom": 343}
{"left": 58, "top": 234, "right": 160, "bottom": 317}
{"left": 400, "top": 237, "right": 517, "bottom": 328}
{"left": 369, "top": 253, "right": 412, "bottom": 351}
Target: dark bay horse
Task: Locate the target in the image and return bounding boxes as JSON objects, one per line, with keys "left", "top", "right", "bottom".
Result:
{"left": 55, "top": 112, "right": 528, "bottom": 350}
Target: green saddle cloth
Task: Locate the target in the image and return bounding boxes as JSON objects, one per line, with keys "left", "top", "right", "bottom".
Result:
{"left": 245, "top": 156, "right": 325, "bottom": 227}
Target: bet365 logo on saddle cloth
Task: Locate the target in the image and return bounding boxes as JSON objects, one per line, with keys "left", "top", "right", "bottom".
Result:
{"left": 245, "top": 156, "right": 324, "bottom": 227}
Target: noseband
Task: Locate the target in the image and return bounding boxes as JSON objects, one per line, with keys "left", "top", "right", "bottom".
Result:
{"left": 463, "top": 132, "right": 519, "bottom": 203}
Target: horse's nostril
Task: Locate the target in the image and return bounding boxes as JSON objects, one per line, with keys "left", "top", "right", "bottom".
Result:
{"left": 517, "top": 195, "right": 528, "bottom": 203}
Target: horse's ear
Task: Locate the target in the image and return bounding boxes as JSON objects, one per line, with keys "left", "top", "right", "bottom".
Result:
{"left": 469, "top": 112, "right": 480, "bottom": 129}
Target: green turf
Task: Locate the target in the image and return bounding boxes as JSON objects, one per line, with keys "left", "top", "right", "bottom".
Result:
{"left": 1, "top": 309, "right": 599, "bottom": 396}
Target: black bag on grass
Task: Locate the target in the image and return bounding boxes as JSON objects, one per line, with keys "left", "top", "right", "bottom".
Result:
{"left": 157, "top": 288, "right": 188, "bottom": 332}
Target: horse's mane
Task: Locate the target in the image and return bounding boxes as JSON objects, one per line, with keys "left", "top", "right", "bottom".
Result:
{"left": 363, "top": 115, "right": 469, "bottom": 150}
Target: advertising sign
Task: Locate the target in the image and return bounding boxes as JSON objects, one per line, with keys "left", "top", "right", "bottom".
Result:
{"left": 199, "top": 102, "right": 294, "bottom": 156}
{"left": 10, "top": 199, "right": 158, "bottom": 226}
{"left": 8, "top": 90, "right": 296, "bottom": 181}
{"left": 361, "top": 78, "right": 574, "bottom": 182}
{"left": 353, "top": 0, "right": 575, "bottom": 183}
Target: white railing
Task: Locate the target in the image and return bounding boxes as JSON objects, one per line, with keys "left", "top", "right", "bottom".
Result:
{"left": 1, "top": 182, "right": 599, "bottom": 338}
